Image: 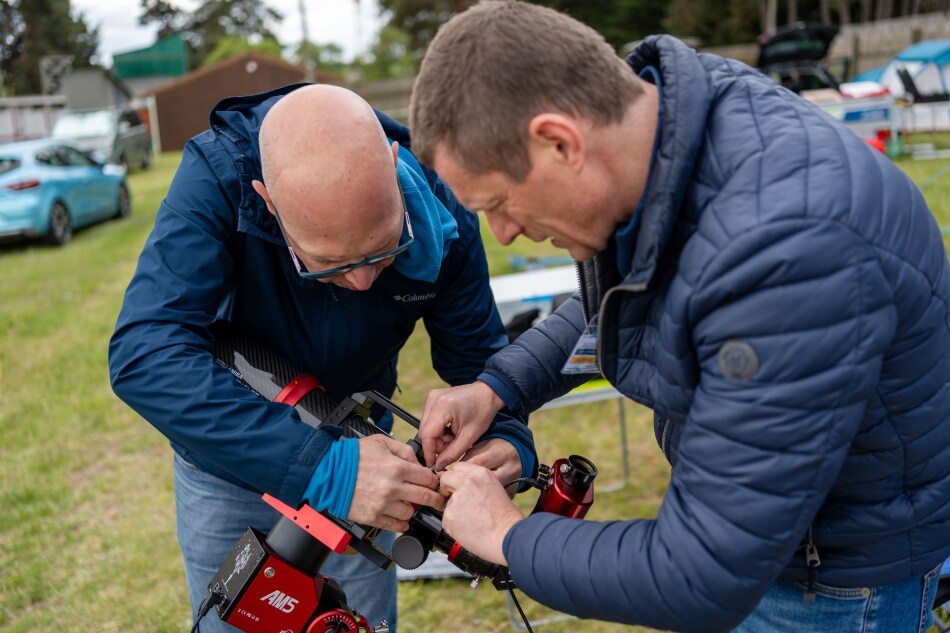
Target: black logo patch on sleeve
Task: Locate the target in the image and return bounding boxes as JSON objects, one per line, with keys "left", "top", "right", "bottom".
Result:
{"left": 718, "top": 340, "right": 759, "bottom": 381}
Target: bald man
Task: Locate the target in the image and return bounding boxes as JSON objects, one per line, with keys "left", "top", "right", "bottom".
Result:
{"left": 109, "top": 84, "right": 534, "bottom": 632}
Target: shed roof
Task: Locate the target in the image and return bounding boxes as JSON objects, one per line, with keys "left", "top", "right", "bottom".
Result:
{"left": 146, "top": 51, "right": 339, "bottom": 96}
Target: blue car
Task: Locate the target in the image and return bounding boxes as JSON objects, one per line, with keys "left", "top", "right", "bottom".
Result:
{"left": 0, "top": 139, "right": 130, "bottom": 246}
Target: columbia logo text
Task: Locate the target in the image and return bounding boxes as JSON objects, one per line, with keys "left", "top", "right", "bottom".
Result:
{"left": 393, "top": 292, "right": 436, "bottom": 302}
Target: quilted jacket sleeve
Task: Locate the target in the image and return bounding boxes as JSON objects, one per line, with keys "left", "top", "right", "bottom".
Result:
{"left": 478, "top": 294, "right": 593, "bottom": 412}
{"left": 108, "top": 139, "right": 337, "bottom": 505}
{"left": 503, "top": 219, "right": 898, "bottom": 632}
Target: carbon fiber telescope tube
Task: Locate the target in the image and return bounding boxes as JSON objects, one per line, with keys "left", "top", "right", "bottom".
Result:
{"left": 208, "top": 321, "right": 357, "bottom": 430}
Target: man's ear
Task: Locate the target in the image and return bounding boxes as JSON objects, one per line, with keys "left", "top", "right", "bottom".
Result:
{"left": 390, "top": 141, "right": 400, "bottom": 168}
{"left": 251, "top": 179, "right": 275, "bottom": 215}
{"left": 526, "top": 113, "right": 585, "bottom": 172}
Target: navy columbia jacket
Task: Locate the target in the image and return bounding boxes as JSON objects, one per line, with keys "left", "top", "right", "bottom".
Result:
{"left": 109, "top": 84, "right": 533, "bottom": 506}
{"left": 479, "top": 37, "right": 950, "bottom": 632}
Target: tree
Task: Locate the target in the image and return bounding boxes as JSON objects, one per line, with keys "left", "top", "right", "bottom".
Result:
{"left": 376, "top": 0, "right": 474, "bottom": 64}
{"left": 377, "top": 0, "right": 671, "bottom": 68}
{"left": 531, "top": 0, "right": 668, "bottom": 51}
{"left": 0, "top": 0, "right": 99, "bottom": 96}
{"left": 203, "top": 35, "right": 283, "bottom": 66}
{"left": 665, "top": 0, "right": 761, "bottom": 45}
{"left": 354, "top": 24, "right": 415, "bottom": 80}
{"left": 295, "top": 41, "right": 348, "bottom": 78}
{"left": 139, "top": 0, "right": 282, "bottom": 69}
{"left": 838, "top": 0, "right": 851, "bottom": 23}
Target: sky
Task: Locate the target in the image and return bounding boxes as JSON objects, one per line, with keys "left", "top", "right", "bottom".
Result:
{"left": 71, "top": 0, "right": 385, "bottom": 66}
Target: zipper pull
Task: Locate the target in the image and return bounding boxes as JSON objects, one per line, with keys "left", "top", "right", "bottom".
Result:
{"left": 805, "top": 541, "right": 821, "bottom": 568}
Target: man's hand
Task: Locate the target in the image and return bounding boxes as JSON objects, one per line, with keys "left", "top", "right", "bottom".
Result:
{"left": 419, "top": 381, "right": 505, "bottom": 470}
{"left": 439, "top": 462, "right": 525, "bottom": 565}
{"left": 462, "top": 438, "right": 522, "bottom": 497}
{"left": 347, "top": 434, "right": 445, "bottom": 532}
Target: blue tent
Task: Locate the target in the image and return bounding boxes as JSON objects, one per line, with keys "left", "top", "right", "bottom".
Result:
{"left": 851, "top": 66, "right": 885, "bottom": 83}
{"left": 877, "top": 40, "right": 950, "bottom": 96}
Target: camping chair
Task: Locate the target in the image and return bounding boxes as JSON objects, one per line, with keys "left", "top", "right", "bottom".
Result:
{"left": 896, "top": 67, "right": 949, "bottom": 140}
{"left": 896, "top": 67, "right": 950, "bottom": 104}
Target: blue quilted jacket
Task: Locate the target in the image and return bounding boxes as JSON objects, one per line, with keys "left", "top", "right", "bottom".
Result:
{"left": 480, "top": 36, "right": 950, "bottom": 632}
{"left": 109, "top": 84, "right": 533, "bottom": 506}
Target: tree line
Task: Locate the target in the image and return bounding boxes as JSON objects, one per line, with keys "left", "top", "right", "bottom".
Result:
{"left": 2, "top": 0, "right": 949, "bottom": 96}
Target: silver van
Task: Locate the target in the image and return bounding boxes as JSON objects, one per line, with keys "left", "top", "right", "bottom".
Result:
{"left": 51, "top": 107, "right": 152, "bottom": 170}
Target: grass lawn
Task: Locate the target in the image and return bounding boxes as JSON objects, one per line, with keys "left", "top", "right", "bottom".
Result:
{"left": 0, "top": 142, "right": 948, "bottom": 633}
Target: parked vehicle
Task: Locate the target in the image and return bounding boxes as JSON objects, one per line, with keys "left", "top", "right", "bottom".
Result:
{"left": 757, "top": 22, "right": 850, "bottom": 94}
{"left": 0, "top": 139, "right": 130, "bottom": 246}
{"left": 50, "top": 106, "right": 151, "bottom": 170}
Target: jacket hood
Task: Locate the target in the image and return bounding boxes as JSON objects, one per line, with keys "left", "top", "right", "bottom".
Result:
{"left": 206, "top": 83, "right": 417, "bottom": 248}
{"left": 623, "top": 36, "right": 713, "bottom": 287}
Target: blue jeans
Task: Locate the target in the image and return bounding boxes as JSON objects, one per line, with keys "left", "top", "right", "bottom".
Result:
{"left": 733, "top": 565, "right": 942, "bottom": 633}
{"left": 173, "top": 454, "right": 398, "bottom": 632}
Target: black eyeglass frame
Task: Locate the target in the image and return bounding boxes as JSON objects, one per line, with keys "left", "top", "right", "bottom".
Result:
{"left": 272, "top": 191, "right": 414, "bottom": 280}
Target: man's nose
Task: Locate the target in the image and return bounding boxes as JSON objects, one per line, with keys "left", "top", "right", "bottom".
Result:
{"left": 342, "top": 265, "right": 379, "bottom": 291}
{"left": 485, "top": 213, "right": 523, "bottom": 246}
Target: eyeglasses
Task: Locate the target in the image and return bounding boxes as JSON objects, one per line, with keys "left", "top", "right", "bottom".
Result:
{"left": 272, "top": 195, "right": 414, "bottom": 280}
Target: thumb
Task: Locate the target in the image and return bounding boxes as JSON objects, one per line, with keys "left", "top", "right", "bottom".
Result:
{"left": 435, "top": 429, "right": 479, "bottom": 471}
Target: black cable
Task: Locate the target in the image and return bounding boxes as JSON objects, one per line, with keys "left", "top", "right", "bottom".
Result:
{"left": 191, "top": 589, "right": 225, "bottom": 633}
{"left": 504, "top": 476, "right": 533, "bottom": 491}
{"left": 505, "top": 570, "right": 534, "bottom": 633}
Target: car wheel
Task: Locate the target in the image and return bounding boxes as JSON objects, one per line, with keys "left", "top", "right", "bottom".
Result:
{"left": 141, "top": 147, "right": 152, "bottom": 170}
{"left": 44, "top": 202, "right": 72, "bottom": 246}
{"left": 115, "top": 183, "right": 131, "bottom": 219}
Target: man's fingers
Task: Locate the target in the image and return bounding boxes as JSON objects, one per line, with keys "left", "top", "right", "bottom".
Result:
{"left": 463, "top": 451, "right": 494, "bottom": 470}
{"left": 391, "top": 501, "right": 415, "bottom": 522}
{"left": 438, "top": 461, "right": 482, "bottom": 495}
{"left": 375, "top": 516, "right": 410, "bottom": 533}
{"left": 375, "top": 434, "right": 424, "bottom": 466}
{"left": 426, "top": 491, "right": 447, "bottom": 512}
{"left": 420, "top": 436, "right": 439, "bottom": 467}
{"left": 434, "top": 429, "right": 480, "bottom": 470}
{"left": 401, "top": 463, "right": 440, "bottom": 490}
{"left": 401, "top": 484, "right": 448, "bottom": 510}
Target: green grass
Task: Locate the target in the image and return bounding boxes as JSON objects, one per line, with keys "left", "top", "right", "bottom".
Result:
{"left": 0, "top": 146, "right": 948, "bottom": 633}
{"left": 895, "top": 133, "right": 950, "bottom": 255}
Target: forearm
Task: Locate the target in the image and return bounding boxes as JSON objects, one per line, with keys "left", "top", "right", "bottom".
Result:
{"left": 503, "top": 514, "right": 759, "bottom": 633}
{"left": 110, "top": 324, "right": 338, "bottom": 502}
{"left": 107, "top": 173, "right": 334, "bottom": 503}
{"left": 480, "top": 295, "right": 592, "bottom": 412}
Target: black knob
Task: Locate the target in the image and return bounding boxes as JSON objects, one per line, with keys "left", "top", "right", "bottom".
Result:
{"left": 392, "top": 534, "right": 429, "bottom": 570}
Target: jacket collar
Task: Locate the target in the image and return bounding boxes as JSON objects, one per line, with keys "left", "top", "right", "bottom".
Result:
{"left": 619, "top": 35, "right": 713, "bottom": 287}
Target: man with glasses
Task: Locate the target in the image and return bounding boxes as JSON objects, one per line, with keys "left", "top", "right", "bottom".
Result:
{"left": 109, "top": 84, "right": 533, "bottom": 632}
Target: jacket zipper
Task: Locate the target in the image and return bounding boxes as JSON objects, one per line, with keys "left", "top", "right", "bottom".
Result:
{"left": 803, "top": 525, "right": 821, "bottom": 603}
{"left": 575, "top": 261, "right": 591, "bottom": 325}
{"left": 660, "top": 417, "right": 672, "bottom": 459}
